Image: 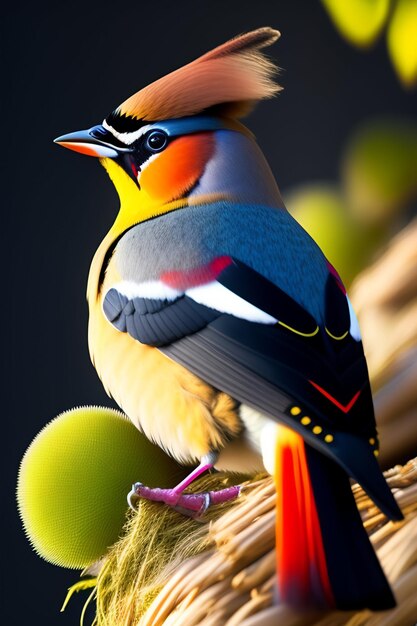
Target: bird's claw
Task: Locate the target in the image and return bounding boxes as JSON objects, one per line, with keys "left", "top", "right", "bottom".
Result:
{"left": 127, "top": 482, "right": 143, "bottom": 510}
{"left": 128, "top": 483, "right": 241, "bottom": 519}
{"left": 172, "top": 492, "right": 211, "bottom": 520}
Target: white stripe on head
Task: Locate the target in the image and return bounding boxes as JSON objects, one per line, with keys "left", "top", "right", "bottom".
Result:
{"left": 102, "top": 119, "right": 154, "bottom": 145}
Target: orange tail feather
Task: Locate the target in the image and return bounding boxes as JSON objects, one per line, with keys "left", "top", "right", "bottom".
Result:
{"left": 275, "top": 424, "right": 335, "bottom": 607}
{"left": 274, "top": 423, "right": 396, "bottom": 610}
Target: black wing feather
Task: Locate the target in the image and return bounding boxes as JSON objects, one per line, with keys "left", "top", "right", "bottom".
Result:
{"left": 161, "top": 320, "right": 401, "bottom": 520}
{"left": 218, "top": 259, "right": 319, "bottom": 335}
{"left": 102, "top": 263, "right": 401, "bottom": 521}
{"left": 103, "top": 287, "right": 220, "bottom": 347}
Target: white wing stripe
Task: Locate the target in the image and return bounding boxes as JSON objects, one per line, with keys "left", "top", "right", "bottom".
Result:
{"left": 347, "top": 296, "right": 361, "bottom": 341}
{"left": 114, "top": 280, "right": 181, "bottom": 301}
{"left": 186, "top": 282, "right": 277, "bottom": 324}
{"left": 111, "top": 279, "right": 277, "bottom": 324}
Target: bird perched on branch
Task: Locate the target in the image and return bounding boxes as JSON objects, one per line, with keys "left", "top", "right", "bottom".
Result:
{"left": 55, "top": 27, "right": 402, "bottom": 611}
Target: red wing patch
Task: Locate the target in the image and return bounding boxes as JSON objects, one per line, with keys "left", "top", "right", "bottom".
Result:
{"left": 309, "top": 380, "right": 361, "bottom": 414}
{"left": 161, "top": 256, "right": 233, "bottom": 290}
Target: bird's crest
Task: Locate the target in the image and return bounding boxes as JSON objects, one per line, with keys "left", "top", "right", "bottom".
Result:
{"left": 106, "top": 27, "right": 281, "bottom": 131}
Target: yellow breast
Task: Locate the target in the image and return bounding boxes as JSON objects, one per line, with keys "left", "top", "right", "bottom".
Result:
{"left": 87, "top": 234, "right": 240, "bottom": 464}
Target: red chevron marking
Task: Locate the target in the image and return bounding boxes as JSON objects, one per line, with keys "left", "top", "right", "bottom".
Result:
{"left": 309, "top": 380, "right": 361, "bottom": 414}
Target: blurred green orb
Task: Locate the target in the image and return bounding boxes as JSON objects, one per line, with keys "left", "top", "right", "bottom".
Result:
{"left": 17, "top": 406, "right": 187, "bottom": 569}
{"left": 287, "top": 185, "right": 381, "bottom": 286}
{"left": 342, "top": 120, "right": 417, "bottom": 225}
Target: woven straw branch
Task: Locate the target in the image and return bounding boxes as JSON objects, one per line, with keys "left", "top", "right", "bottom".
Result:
{"left": 351, "top": 219, "right": 417, "bottom": 467}
{"left": 132, "top": 460, "right": 417, "bottom": 626}
{"left": 93, "top": 459, "right": 417, "bottom": 626}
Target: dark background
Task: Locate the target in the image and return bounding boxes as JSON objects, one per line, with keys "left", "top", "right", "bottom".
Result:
{"left": 3, "top": 1, "right": 417, "bottom": 624}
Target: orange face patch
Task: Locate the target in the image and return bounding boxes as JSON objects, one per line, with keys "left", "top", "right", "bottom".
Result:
{"left": 140, "top": 132, "right": 215, "bottom": 204}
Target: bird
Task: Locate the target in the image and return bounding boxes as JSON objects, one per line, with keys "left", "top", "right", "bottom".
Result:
{"left": 55, "top": 27, "right": 403, "bottom": 611}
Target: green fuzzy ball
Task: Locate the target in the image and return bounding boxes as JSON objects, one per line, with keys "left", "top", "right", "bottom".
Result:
{"left": 287, "top": 184, "right": 383, "bottom": 286}
{"left": 17, "top": 406, "right": 187, "bottom": 569}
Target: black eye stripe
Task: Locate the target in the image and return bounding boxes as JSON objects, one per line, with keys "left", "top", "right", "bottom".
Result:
{"left": 131, "top": 130, "right": 170, "bottom": 167}
{"left": 105, "top": 111, "right": 150, "bottom": 133}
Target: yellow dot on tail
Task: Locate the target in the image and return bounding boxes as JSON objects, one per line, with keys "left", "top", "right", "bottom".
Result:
{"left": 369, "top": 437, "right": 376, "bottom": 445}
{"left": 312, "top": 426, "right": 323, "bottom": 435}
{"left": 324, "top": 434, "right": 334, "bottom": 443}
{"left": 290, "top": 406, "right": 301, "bottom": 416}
{"left": 374, "top": 449, "right": 380, "bottom": 457}
{"left": 301, "top": 416, "right": 311, "bottom": 426}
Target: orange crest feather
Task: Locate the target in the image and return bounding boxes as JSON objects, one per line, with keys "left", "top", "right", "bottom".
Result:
{"left": 116, "top": 27, "right": 281, "bottom": 122}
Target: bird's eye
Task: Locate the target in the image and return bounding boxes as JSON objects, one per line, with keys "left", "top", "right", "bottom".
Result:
{"left": 145, "top": 131, "right": 168, "bottom": 153}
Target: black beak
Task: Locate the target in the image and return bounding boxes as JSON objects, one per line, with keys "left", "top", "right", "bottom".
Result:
{"left": 54, "top": 124, "right": 139, "bottom": 186}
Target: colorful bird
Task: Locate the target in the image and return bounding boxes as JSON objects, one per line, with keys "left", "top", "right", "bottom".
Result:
{"left": 55, "top": 27, "right": 403, "bottom": 610}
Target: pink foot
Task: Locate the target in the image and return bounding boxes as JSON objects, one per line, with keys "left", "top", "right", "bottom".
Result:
{"left": 128, "top": 483, "right": 241, "bottom": 519}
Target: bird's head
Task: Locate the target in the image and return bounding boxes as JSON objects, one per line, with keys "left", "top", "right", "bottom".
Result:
{"left": 55, "top": 27, "right": 283, "bottom": 233}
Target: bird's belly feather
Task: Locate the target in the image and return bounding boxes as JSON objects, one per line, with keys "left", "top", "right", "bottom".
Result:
{"left": 215, "top": 404, "right": 272, "bottom": 473}
{"left": 88, "top": 300, "right": 241, "bottom": 464}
